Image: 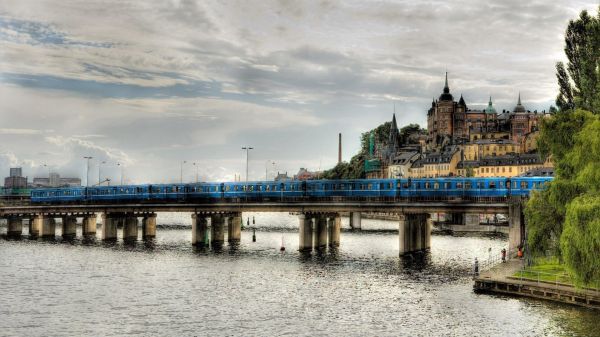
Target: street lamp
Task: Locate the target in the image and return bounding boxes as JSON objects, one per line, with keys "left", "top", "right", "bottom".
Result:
{"left": 192, "top": 162, "right": 199, "bottom": 183}
{"left": 98, "top": 160, "right": 106, "bottom": 185}
{"left": 242, "top": 146, "right": 253, "bottom": 186}
{"left": 117, "top": 162, "right": 123, "bottom": 185}
{"left": 180, "top": 160, "right": 187, "bottom": 183}
{"left": 265, "top": 160, "right": 276, "bottom": 181}
{"left": 83, "top": 156, "right": 93, "bottom": 187}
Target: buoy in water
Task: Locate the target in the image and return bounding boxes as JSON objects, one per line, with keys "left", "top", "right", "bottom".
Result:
{"left": 280, "top": 235, "right": 285, "bottom": 252}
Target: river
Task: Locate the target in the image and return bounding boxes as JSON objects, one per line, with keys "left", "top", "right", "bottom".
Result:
{"left": 0, "top": 212, "right": 598, "bottom": 336}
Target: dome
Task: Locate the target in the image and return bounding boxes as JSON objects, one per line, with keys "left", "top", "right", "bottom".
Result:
{"left": 484, "top": 96, "right": 496, "bottom": 114}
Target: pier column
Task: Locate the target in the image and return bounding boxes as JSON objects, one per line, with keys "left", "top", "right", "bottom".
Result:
{"left": 102, "top": 214, "right": 118, "bottom": 241}
{"left": 298, "top": 214, "right": 313, "bottom": 251}
{"left": 508, "top": 201, "right": 524, "bottom": 253}
{"left": 7, "top": 216, "right": 23, "bottom": 237}
{"left": 142, "top": 214, "right": 157, "bottom": 239}
{"left": 192, "top": 214, "right": 209, "bottom": 246}
{"left": 211, "top": 214, "right": 225, "bottom": 247}
{"left": 328, "top": 214, "right": 341, "bottom": 247}
{"left": 62, "top": 215, "right": 77, "bottom": 238}
{"left": 29, "top": 217, "right": 39, "bottom": 238}
{"left": 399, "top": 213, "right": 429, "bottom": 256}
{"left": 349, "top": 212, "right": 362, "bottom": 230}
{"left": 123, "top": 216, "right": 138, "bottom": 241}
{"left": 82, "top": 215, "right": 97, "bottom": 237}
{"left": 39, "top": 216, "right": 56, "bottom": 238}
{"left": 314, "top": 215, "right": 328, "bottom": 248}
{"left": 228, "top": 213, "right": 242, "bottom": 243}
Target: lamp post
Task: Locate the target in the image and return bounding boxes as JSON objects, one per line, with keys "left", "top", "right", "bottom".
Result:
{"left": 98, "top": 160, "right": 106, "bottom": 185}
{"left": 192, "top": 162, "right": 199, "bottom": 183}
{"left": 180, "top": 160, "right": 187, "bottom": 183}
{"left": 242, "top": 146, "right": 253, "bottom": 186}
{"left": 117, "top": 162, "right": 123, "bottom": 185}
{"left": 83, "top": 156, "right": 93, "bottom": 187}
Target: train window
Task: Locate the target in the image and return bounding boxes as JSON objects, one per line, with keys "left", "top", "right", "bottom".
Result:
{"left": 425, "top": 182, "right": 431, "bottom": 189}
{"left": 368, "top": 184, "right": 372, "bottom": 190}
{"left": 249, "top": 185, "right": 254, "bottom": 191}
{"left": 434, "top": 183, "right": 439, "bottom": 190}
{"left": 444, "top": 182, "right": 450, "bottom": 189}
{"left": 340, "top": 184, "right": 345, "bottom": 189}
{"left": 513, "top": 181, "right": 517, "bottom": 189}
{"left": 477, "top": 181, "right": 483, "bottom": 189}
{"left": 521, "top": 181, "right": 527, "bottom": 189}
{"left": 388, "top": 183, "right": 393, "bottom": 189}
{"left": 506, "top": 181, "right": 510, "bottom": 189}
{"left": 489, "top": 182, "right": 496, "bottom": 189}
{"left": 456, "top": 182, "right": 463, "bottom": 189}
{"left": 415, "top": 182, "right": 421, "bottom": 189}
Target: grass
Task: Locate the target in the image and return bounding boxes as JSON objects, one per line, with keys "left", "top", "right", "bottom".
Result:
{"left": 513, "top": 257, "right": 573, "bottom": 285}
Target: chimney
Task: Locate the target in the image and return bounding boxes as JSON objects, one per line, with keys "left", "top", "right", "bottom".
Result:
{"left": 338, "top": 133, "right": 342, "bottom": 164}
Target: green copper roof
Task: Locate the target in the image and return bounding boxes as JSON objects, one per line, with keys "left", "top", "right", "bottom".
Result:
{"left": 484, "top": 96, "right": 496, "bottom": 114}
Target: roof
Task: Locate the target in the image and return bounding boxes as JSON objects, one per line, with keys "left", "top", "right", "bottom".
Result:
{"left": 513, "top": 92, "right": 527, "bottom": 113}
{"left": 439, "top": 72, "right": 454, "bottom": 101}
{"left": 390, "top": 152, "right": 420, "bottom": 165}
{"left": 473, "top": 139, "right": 517, "bottom": 145}
{"left": 484, "top": 96, "right": 497, "bottom": 114}
{"left": 520, "top": 167, "right": 554, "bottom": 177}
{"left": 463, "top": 153, "right": 545, "bottom": 167}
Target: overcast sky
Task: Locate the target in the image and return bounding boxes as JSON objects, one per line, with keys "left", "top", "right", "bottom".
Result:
{"left": 0, "top": 0, "right": 597, "bottom": 184}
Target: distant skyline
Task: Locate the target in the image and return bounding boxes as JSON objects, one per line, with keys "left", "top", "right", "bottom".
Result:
{"left": 0, "top": 0, "right": 597, "bottom": 183}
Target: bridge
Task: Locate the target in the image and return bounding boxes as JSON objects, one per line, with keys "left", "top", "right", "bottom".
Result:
{"left": 0, "top": 195, "right": 526, "bottom": 256}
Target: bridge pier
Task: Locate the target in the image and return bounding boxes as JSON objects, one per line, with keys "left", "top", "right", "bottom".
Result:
{"left": 192, "top": 214, "right": 209, "bottom": 246}
{"left": 227, "top": 213, "right": 242, "bottom": 243}
{"left": 399, "top": 213, "right": 430, "bottom": 256}
{"left": 142, "top": 214, "right": 157, "bottom": 239}
{"left": 82, "top": 215, "right": 97, "bottom": 237}
{"left": 508, "top": 201, "right": 524, "bottom": 253}
{"left": 28, "top": 217, "right": 38, "bottom": 238}
{"left": 328, "top": 215, "right": 341, "bottom": 247}
{"left": 102, "top": 214, "right": 119, "bottom": 241}
{"left": 211, "top": 214, "right": 225, "bottom": 248}
{"left": 7, "top": 216, "right": 23, "bottom": 237}
{"left": 62, "top": 215, "right": 77, "bottom": 239}
{"left": 123, "top": 216, "right": 138, "bottom": 241}
{"left": 38, "top": 216, "right": 56, "bottom": 238}
{"left": 298, "top": 214, "right": 313, "bottom": 251}
{"left": 349, "top": 212, "right": 362, "bottom": 230}
{"left": 314, "top": 215, "right": 328, "bottom": 249}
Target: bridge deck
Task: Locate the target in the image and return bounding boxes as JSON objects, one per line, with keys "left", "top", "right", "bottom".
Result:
{"left": 0, "top": 201, "right": 510, "bottom": 216}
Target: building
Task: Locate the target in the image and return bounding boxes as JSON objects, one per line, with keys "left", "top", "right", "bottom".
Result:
{"left": 4, "top": 167, "right": 27, "bottom": 188}
{"left": 456, "top": 153, "right": 553, "bottom": 177}
{"left": 387, "top": 151, "right": 421, "bottom": 178}
{"left": 274, "top": 172, "right": 292, "bottom": 181}
{"left": 426, "top": 74, "right": 545, "bottom": 147}
{"left": 409, "top": 146, "right": 461, "bottom": 178}
{"left": 462, "top": 139, "right": 520, "bottom": 161}
{"left": 32, "top": 173, "right": 81, "bottom": 187}
{"left": 294, "top": 168, "right": 320, "bottom": 180}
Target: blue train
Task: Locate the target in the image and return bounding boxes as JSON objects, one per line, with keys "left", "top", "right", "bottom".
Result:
{"left": 30, "top": 177, "right": 552, "bottom": 204}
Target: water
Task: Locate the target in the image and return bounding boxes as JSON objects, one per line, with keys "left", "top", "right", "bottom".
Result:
{"left": 0, "top": 213, "right": 598, "bottom": 336}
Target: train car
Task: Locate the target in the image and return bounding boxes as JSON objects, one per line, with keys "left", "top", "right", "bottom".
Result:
{"left": 31, "top": 187, "right": 86, "bottom": 203}
{"left": 87, "top": 185, "right": 150, "bottom": 202}
{"left": 510, "top": 176, "right": 552, "bottom": 196}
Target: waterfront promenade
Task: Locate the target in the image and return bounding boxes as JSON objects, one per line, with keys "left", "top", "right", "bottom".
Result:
{"left": 475, "top": 259, "right": 600, "bottom": 310}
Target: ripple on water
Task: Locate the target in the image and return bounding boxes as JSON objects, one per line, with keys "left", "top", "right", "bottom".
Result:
{"left": 0, "top": 215, "right": 598, "bottom": 337}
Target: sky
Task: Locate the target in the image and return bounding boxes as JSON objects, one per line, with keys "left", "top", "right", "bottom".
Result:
{"left": 0, "top": 0, "right": 598, "bottom": 184}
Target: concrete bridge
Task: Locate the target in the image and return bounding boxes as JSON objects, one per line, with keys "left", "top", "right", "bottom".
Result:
{"left": 0, "top": 199, "right": 525, "bottom": 255}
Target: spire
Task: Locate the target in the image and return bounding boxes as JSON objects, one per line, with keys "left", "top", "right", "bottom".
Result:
{"left": 443, "top": 72, "right": 449, "bottom": 93}
{"left": 489, "top": 95, "right": 492, "bottom": 105}
{"left": 517, "top": 92, "right": 521, "bottom": 105}
{"left": 392, "top": 113, "right": 397, "bottom": 129}
{"left": 458, "top": 94, "right": 466, "bottom": 108}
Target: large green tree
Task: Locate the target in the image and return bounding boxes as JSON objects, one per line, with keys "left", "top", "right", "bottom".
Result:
{"left": 555, "top": 8, "right": 600, "bottom": 113}
{"left": 526, "top": 7, "right": 600, "bottom": 285}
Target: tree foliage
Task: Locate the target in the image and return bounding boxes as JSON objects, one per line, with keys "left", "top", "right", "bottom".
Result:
{"left": 527, "top": 7, "right": 600, "bottom": 285}
{"left": 556, "top": 8, "right": 600, "bottom": 113}
{"left": 322, "top": 120, "right": 424, "bottom": 180}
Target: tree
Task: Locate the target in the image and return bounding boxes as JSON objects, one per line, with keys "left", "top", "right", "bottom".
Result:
{"left": 555, "top": 8, "right": 600, "bottom": 113}
{"left": 526, "top": 7, "right": 600, "bottom": 285}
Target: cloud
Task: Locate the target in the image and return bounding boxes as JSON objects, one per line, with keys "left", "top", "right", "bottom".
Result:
{"left": 0, "top": 0, "right": 598, "bottom": 183}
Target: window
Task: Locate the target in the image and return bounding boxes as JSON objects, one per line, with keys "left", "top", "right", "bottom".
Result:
{"left": 367, "top": 184, "right": 372, "bottom": 190}
{"left": 520, "top": 181, "right": 528, "bottom": 189}
{"left": 433, "top": 182, "right": 439, "bottom": 189}
{"left": 489, "top": 182, "right": 496, "bottom": 189}
{"left": 457, "top": 182, "right": 463, "bottom": 189}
